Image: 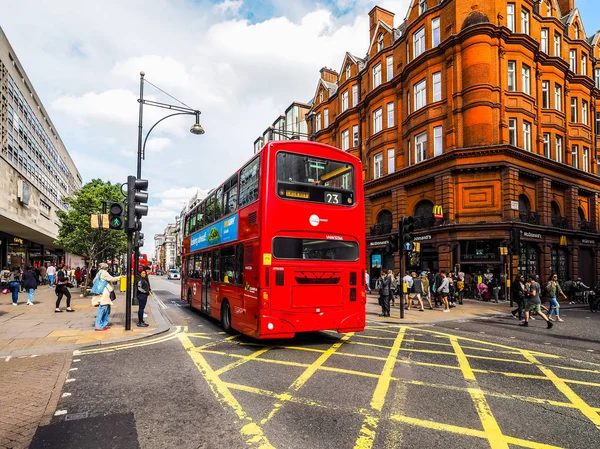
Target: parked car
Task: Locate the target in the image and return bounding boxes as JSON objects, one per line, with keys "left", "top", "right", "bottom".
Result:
{"left": 155, "top": 270, "right": 164, "bottom": 276}
{"left": 168, "top": 269, "right": 180, "bottom": 280}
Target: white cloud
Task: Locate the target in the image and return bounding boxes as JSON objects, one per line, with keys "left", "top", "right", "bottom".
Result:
{"left": 213, "top": 0, "right": 244, "bottom": 16}
{"left": 145, "top": 137, "right": 171, "bottom": 153}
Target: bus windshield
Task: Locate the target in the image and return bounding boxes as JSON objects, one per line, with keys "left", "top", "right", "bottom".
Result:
{"left": 273, "top": 237, "right": 359, "bottom": 261}
{"left": 276, "top": 152, "right": 354, "bottom": 206}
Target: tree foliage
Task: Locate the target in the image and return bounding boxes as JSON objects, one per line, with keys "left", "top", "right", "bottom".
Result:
{"left": 55, "top": 179, "right": 127, "bottom": 265}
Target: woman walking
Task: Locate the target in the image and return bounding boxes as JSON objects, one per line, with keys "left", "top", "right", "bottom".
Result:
{"left": 74, "top": 267, "right": 81, "bottom": 288}
{"left": 55, "top": 265, "right": 74, "bottom": 312}
{"left": 545, "top": 273, "right": 567, "bottom": 322}
{"left": 22, "top": 266, "right": 38, "bottom": 306}
{"left": 511, "top": 274, "right": 527, "bottom": 320}
{"left": 8, "top": 267, "right": 21, "bottom": 306}
{"left": 93, "top": 263, "right": 120, "bottom": 331}
{"left": 420, "top": 272, "right": 433, "bottom": 309}
{"left": 136, "top": 268, "right": 152, "bottom": 327}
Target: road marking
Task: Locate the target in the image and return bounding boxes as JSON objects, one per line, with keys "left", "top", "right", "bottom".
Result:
{"left": 451, "top": 337, "right": 508, "bottom": 449}
{"left": 353, "top": 327, "right": 405, "bottom": 449}
{"left": 69, "top": 367, "right": 78, "bottom": 371}
{"left": 66, "top": 378, "right": 76, "bottom": 383}
{"left": 4, "top": 356, "right": 11, "bottom": 362}
{"left": 74, "top": 326, "right": 183, "bottom": 355}
{"left": 54, "top": 410, "right": 67, "bottom": 416}
{"left": 521, "top": 350, "right": 600, "bottom": 430}
{"left": 178, "top": 332, "right": 274, "bottom": 448}
{"left": 73, "top": 359, "right": 81, "bottom": 362}
{"left": 215, "top": 347, "right": 271, "bottom": 376}
{"left": 61, "top": 393, "right": 72, "bottom": 398}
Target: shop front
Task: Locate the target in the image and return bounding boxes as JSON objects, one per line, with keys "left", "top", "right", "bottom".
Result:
{"left": 459, "top": 239, "right": 506, "bottom": 283}
{"left": 409, "top": 234, "right": 439, "bottom": 272}
{"left": 518, "top": 232, "right": 542, "bottom": 279}
{"left": 578, "top": 238, "right": 596, "bottom": 286}
{"left": 367, "top": 237, "right": 394, "bottom": 289}
{"left": 0, "top": 231, "right": 60, "bottom": 269}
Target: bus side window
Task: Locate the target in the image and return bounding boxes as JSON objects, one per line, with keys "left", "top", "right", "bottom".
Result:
{"left": 212, "top": 249, "right": 220, "bottom": 283}
{"left": 215, "top": 187, "right": 223, "bottom": 220}
{"left": 235, "top": 243, "right": 244, "bottom": 285}
{"left": 186, "top": 256, "right": 193, "bottom": 278}
{"left": 194, "top": 254, "right": 202, "bottom": 279}
{"left": 220, "top": 246, "right": 234, "bottom": 283}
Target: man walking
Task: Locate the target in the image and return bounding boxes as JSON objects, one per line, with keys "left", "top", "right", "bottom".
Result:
{"left": 409, "top": 271, "right": 425, "bottom": 312}
{"left": 437, "top": 271, "right": 450, "bottom": 312}
{"left": 522, "top": 274, "right": 553, "bottom": 329}
{"left": 402, "top": 271, "right": 413, "bottom": 309}
{"left": 46, "top": 263, "right": 56, "bottom": 287}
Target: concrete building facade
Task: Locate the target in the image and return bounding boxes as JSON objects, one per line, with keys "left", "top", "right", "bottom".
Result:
{"left": 253, "top": 101, "right": 312, "bottom": 153}
{"left": 0, "top": 27, "right": 82, "bottom": 268}
{"left": 307, "top": 0, "right": 600, "bottom": 288}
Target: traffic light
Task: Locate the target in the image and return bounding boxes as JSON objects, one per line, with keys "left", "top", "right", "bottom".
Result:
{"left": 400, "top": 216, "right": 415, "bottom": 250}
{"left": 134, "top": 231, "right": 144, "bottom": 248}
{"left": 390, "top": 234, "right": 399, "bottom": 252}
{"left": 127, "top": 175, "right": 149, "bottom": 230}
{"left": 510, "top": 228, "right": 521, "bottom": 254}
{"left": 108, "top": 202, "right": 125, "bottom": 230}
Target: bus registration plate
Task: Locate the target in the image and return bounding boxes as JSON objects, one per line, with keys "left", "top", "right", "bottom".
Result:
{"left": 286, "top": 190, "right": 309, "bottom": 199}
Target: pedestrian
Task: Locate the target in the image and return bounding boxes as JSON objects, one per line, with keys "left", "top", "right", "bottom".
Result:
{"left": 365, "top": 271, "right": 371, "bottom": 294}
{"left": 75, "top": 267, "right": 81, "bottom": 288}
{"left": 81, "top": 267, "right": 88, "bottom": 286}
{"left": 8, "top": 267, "right": 21, "bottom": 306}
{"left": 437, "top": 271, "right": 450, "bottom": 312}
{"left": 379, "top": 269, "right": 392, "bottom": 317}
{"left": 456, "top": 272, "right": 465, "bottom": 305}
{"left": 409, "top": 271, "right": 425, "bottom": 311}
{"left": 571, "top": 277, "right": 589, "bottom": 304}
{"left": 448, "top": 274, "right": 456, "bottom": 307}
{"left": 46, "top": 263, "right": 56, "bottom": 287}
{"left": 92, "top": 263, "right": 120, "bottom": 331}
{"left": 55, "top": 265, "right": 74, "bottom": 312}
{"left": 545, "top": 273, "right": 566, "bottom": 322}
{"left": 403, "top": 271, "right": 413, "bottom": 309}
{"left": 522, "top": 274, "right": 553, "bottom": 328}
{"left": 90, "top": 266, "right": 98, "bottom": 284}
{"left": 136, "top": 268, "right": 152, "bottom": 327}
{"left": 22, "top": 266, "right": 38, "bottom": 306}
{"left": 511, "top": 274, "right": 526, "bottom": 320}
{"left": 420, "top": 272, "right": 433, "bottom": 309}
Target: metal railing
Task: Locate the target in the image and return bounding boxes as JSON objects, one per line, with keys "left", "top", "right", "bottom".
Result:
{"left": 551, "top": 216, "right": 569, "bottom": 229}
{"left": 370, "top": 223, "right": 393, "bottom": 236}
{"left": 519, "top": 211, "right": 540, "bottom": 225}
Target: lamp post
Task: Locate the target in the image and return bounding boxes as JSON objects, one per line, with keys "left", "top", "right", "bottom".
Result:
{"left": 125, "top": 71, "right": 204, "bottom": 330}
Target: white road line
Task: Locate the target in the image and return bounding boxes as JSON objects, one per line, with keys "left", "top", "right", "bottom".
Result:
{"left": 66, "top": 378, "right": 76, "bottom": 383}
{"left": 73, "top": 359, "right": 81, "bottom": 362}
{"left": 4, "top": 356, "right": 11, "bottom": 362}
{"left": 69, "top": 367, "right": 78, "bottom": 371}
{"left": 61, "top": 393, "right": 72, "bottom": 398}
{"left": 54, "top": 410, "right": 67, "bottom": 416}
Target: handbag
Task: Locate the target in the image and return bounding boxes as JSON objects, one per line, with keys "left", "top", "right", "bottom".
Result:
{"left": 110, "top": 291, "right": 116, "bottom": 301}
{"left": 2, "top": 288, "right": 8, "bottom": 295}
{"left": 90, "top": 274, "right": 108, "bottom": 295}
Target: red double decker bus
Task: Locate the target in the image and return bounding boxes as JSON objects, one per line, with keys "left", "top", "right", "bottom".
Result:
{"left": 181, "top": 140, "right": 366, "bottom": 339}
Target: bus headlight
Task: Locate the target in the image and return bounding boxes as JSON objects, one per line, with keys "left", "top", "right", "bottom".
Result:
{"left": 267, "top": 322, "right": 274, "bottom": 330}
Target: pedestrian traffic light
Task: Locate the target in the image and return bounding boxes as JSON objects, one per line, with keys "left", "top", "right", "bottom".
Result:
{"left": 108, "top": 202, "right": 125, "bottom": 230}
{"left": 390, "top": 234, "right": 399, "bottom": 252}
{"left": 510, "top": 228, "right": 521, "bottom": 254}
{"left": 134, "top": 231, "right": 144, "bottom": 248}
{"left": 127, "top": 175, "right": 149, "bottom": 230}
{"left": 400, "top": 216, "right": 414, "bottom": 250}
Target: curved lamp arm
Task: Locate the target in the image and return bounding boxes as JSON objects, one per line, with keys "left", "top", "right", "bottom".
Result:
{"left": 142, "top": 111, "right": 194, "bottom": 160}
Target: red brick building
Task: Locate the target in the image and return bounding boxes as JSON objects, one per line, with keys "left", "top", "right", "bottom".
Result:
{"left": 307, "top": 0, "right": 600, "bottom": 288}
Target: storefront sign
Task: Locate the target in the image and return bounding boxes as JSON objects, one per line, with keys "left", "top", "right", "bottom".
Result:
{"left": 581, "top": 239, "right": 595, "bottom": 245}
{"left": 368, "top": 239, "right": 389, "bottom": 249}
{"left": 462, "top": 253, "right": 499, "bottom": 261}
{"left": 510, "top": 200, "right": 519, "bottom": 211}
{"left": 414, "top": 235, "right": 432, "bottom": 242}
{"left": 522, "top": 232, "right": 542, "bottom": 239}
{"left": 433, "top": 205, "right": 443, "bottom": 219}
{"left": 13, "top": 238, "right": 24, "bottom": 245}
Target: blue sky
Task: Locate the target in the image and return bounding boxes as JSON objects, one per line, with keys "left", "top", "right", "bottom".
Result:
{"left": 2, "top": 0, "right": 599, "bottom": 256}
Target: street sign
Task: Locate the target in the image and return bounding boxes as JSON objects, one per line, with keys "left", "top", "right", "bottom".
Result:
{"left": 404, "top": 242, "right": 414, "bottom": 251}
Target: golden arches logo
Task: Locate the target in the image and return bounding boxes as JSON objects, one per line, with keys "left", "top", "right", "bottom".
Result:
{"left": 560, "top": 236, "right": 568, "bottom": 246}
{"left": 433, "top": 205, "right": 443, "bottom": 218}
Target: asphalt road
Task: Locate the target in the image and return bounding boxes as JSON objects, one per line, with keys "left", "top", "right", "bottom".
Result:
{"left": 30, "top": 276, "right": 600, "bottom": 449}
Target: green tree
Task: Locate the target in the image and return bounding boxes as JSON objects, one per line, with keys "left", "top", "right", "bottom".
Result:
{"left": 55, "top": 179, "right": 127, "bottom": 274}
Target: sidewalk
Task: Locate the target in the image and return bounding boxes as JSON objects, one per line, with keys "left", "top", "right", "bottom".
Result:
{"left": 365, "top": 294, "right": 585, "bottom": 324}
{"left": 0, "top": 284, "right": 169, "bottom": 357}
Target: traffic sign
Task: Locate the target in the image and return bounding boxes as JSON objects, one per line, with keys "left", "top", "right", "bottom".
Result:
{"left": 404, "top": 242, "right": 414, "bottom": 251}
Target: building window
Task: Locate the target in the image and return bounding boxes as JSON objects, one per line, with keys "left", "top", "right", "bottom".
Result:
{"left": 554, "top": 84, "right": 562, "bottom": 112}
{"left": 569, "top": 50, "right": 576, "bottom": 72}
{"left": 582, "top": 101, "right": 588, "bottom": 125}
{"left": 508, "top": 61, "right": 516, "bottom": 91}
{"left": 573, "top": 23, "right": 579, "bottom": 40}
{"left": 583, "top": 147, "right": 589, "bottom": 172}
{"left": 523, "top": 121, "right": 531, "bottom": 151}
{"left": 319, "top": 90, "right": 323, "bottom": 103}
{"left": 434, "top": 126, "right": 443, "bottom": 157}
{"left": 522, "top": 64, "right": 530, "bottom": 95}
{"left": 415, "top": 131, "right": 427, "bottom": 163}
{"left": 581, "top": 54, "right": 587, "bottom": 76}
{"left": 341, "top": 129, "right": 349, "bottom": 151}
{"left": 40, "top": 199, "right": 51, "bottom": 217}
{"left": 373, "top": 63, "right": 382, "bottom": 88}
{"left": 316, "top": 113, "right": 321, "bottom": 132}
{"left": 554, "top": 33, "right": 561, "bottom": 56}
{"left": 543, "top": 133, "right": 551, "bottom": 158}
{"left": 572, "top": 145, "right": 579, "bottom": 169}
{"left": 373, "top": 108, "right": 383, "bottom": 134}
{"left": 323, "top": 108, "right": 329, "bottom": 128}
{"left": 413, "top": 27, "right": 425, "bottom": 58}
{"left": 509, "top": 118, "right": 517, "bottom": 146}
{"left": 507, "top": 3, "right": 515, "bottom": 32}
{"left": 387, "top": 102, "right": 394, "bottom": 127}
{"left": 596, "top": 113, "right": 600, "bottom": 137}
{"left": 406, "top": 89, "right": 411, "bottom": 114}
{"left": 546, "top": 0, "right": 552, "bottom": 16}
{"left": 556, "top": 135, "right": 563, "bottom": 163}
{"left": 571, "top": 97, "right": 578, "bottom": 123}
{"left": 433, "top": 71, "right": 441, "bottom": 102}
{"left": 414, "top": 79, "right": 427, "bottom": 111}
{"left": 595, "top": 68, "right": 600, "bottom": 89}
{"left": 387, "top": 148, "right": 395, "bottom": 174}
{"left": 341, "top": 90, "right": 349, "bottom": 112}
{"left": 377, "top": 33, "right": 384, "bottom": 52}
{"left": 406, "top": 41, "right": 410, "bottom": 63}
{"left": 432, "top": 17, "right": 440, "bottom": 47}
{"left": 352, "top": 84, "right": 358, "bottom": 106}
{"left": 374, "top": 153, "right": 383, "bottom": 179}
{"left": 541, "top": 28, "right": 549, "bottom": 53}
{"left": 521, "top": 7, "right": 530, "bottom": 34}
{"left": 386, "top": 55, "right": 393, "bottom": 81}
{"left": 353, "top": 125, "right": 359, "bottom": 147}
{"left": 346, "top": 64, "right": 351, "bottom": 80}
{"left": 542, "top": 81, "right": 549, "bottom": 108}
{"left": 419, "top": 0, "right": 427, "bottom": 14}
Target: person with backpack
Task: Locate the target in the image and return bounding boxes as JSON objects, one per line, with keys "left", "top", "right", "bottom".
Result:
{"left": 92, "top": 263, "right": 121, "bottom": 330}
{"left": 22, "top": 266, "right": 38, "bottom": 306}
{"left": 545, "top": 273, "right": 567, "bottom": 321}
{"left": 55, "top": 265, "right": 74, "bottom": 313}
{"left": 511, "top": 274, "right": 527, "bottom": 320}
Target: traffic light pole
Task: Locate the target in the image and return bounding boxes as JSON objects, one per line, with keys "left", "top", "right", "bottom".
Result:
{"left": 125, "top": 228, "right": 133, "bottom": 331}
{"left": 399, "top": 250, "right": 405, "bottom": 319}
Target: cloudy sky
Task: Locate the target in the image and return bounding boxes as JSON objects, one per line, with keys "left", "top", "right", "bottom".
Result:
{"left": 3, "top": 0, "right": 599, "bottom": 259}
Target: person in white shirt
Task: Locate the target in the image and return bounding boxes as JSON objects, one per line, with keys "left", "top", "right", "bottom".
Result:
{"left": 403, "top": 272, "right": 413, "bottom": 309}
{"left": 46, "top": 264, "right": 56, "bottom": 287}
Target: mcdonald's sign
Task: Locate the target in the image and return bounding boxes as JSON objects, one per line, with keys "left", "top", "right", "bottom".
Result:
{"left": 559, "top": 235, "right": 567, "bottom": 246}
{"left": 433, "top": 205, "right": 443, "bottom": 219}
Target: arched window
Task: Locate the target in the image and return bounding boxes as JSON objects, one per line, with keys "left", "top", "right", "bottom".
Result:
{"left": 377, "top": 33, "right": 384, "bottom": 52}
{"left": 574, "top": 23, "right": 579, "bottom": 40}
{"left": 319, "top": 90, "right": 323, "bottom": 103}
{"left": 346, "top": 64, "right": 351, "bottom": 80}
{"left": 518, "top": 194, "right": 530, "bottom": 213}
{"left": 546, "top": 0, "right": 552, "bottom": 17}
{"left": 414, "top": 200, "right": 435, "bottom": 229}
{"left": 374, "top": 209, "right": 393, "bottom": 234}
{"left": 551, "top": 201, "right": 560, "bottom": 220}
{"left": 578, "top": 207, "right": 586, "bottom": 225}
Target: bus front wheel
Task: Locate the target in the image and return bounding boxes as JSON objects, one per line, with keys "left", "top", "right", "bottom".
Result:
{"left": 221, "top": 300, "right": 234, "bottom": 334}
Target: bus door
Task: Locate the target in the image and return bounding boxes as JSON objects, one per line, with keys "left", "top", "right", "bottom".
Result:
{"left": 241, "top": 242, "right": 260, "bottom": 333}
{"left": 202, "top": 252, "right": 211, "bottom": 314}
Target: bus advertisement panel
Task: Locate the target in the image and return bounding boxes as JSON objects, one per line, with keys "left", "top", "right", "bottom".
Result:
{"left": 181, "top": 140, "right": 366, "bottom": 339}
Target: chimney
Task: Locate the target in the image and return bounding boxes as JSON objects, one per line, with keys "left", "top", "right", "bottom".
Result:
{"left": 320, "top": 67, "right": 339, "bottom": 84}
{"left": 368, "top": 6, "right": 394, "bottom": 43}
{"left": 556, "top": 0, "right": 574, "bottom": 16}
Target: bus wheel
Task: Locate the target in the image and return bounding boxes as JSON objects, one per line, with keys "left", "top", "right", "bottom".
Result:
{"left": 187, "top": 290, "right": 193, "bottom": 307}
{"left": 221, "top": 300, "right": 233, "bottom": 334}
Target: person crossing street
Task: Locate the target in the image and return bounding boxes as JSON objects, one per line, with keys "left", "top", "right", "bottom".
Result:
{"left": 522, "top": 274, "right": 553, "bottom": 329}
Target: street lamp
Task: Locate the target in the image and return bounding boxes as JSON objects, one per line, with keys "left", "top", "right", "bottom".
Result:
{"left": 124, "top": 71, "right": 204, "bottom": 330}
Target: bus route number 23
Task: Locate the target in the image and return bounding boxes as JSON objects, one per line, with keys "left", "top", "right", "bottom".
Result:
{"left": 325, "top": 192, "right": 340, "bottom": 204}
